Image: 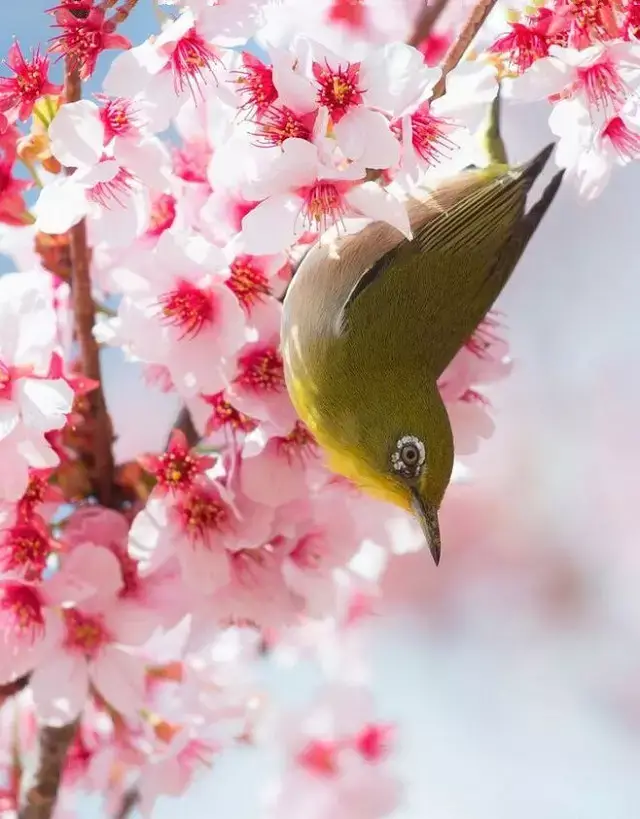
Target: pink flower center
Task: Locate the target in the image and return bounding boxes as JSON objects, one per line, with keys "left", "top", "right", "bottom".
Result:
{"left": 393, "top": 103, "right": 459, "bottom": 166}
{"left": 290, "top": 532, "right": 325, "bottom": 570}
{"left": 173, "top": 140, "right": 212, "bottom": 183}
{"left": 313, "top": 60, "right": 363, "bottom": 121}
{"left": 114, "top": 548, "right": 140, "bottom": 597}
{"left": 168, "top": 27, "right": 221, "bottom": 99}
{"left": 465, "top": 313, "right": 501, "bottom": 359}
{"left": 19, "top": 472, "right": 48, "bottom": 516}
{"left": 146, "top": 193, "right": 176, "bottom": 237}
{"left": 297, "top": 739, "right": 340, "bottom": 777}
{"left": 86, "top": 163, "right": 135, "bottom": 207}
{"left": 158, "top": 279, "right": 215, "bottom": 340}
{"left": 489, "top": 20, "right": 550, "bottom": 73}
{"left": 236, "top": 346, "right": 285, "bottom": 393}
{"left": 297, "top": 180, "right": 348, "bottom": 235}
{"left": 176, "top": 488, "right": 229, "bottom": 540}
{"left": 98, "top": 95, "right": 139, "bottom": 140}
{"left": 0, "top": 583, "right": 44, "bottom": 643}
{"left": 155, "top": 446, "right": 200, "bottom": 493}
{"left": 226, "top": 257, "right": 271, "bottom": 312}
{"left": 62, "top": 608, "right": 110, "bottom": 660}
{"left": 0, "top": 523, "right": 51, "bottom": 580}
{"left": 276, "top": 421, "right": 317, "bottom": 462}
{"left": 253, "top": 106, "right": 314, "bottom": 147}
{"left": 203, "top": 391, "right": 258, "bottom": 435}
{"left": 602, "top": 115, "right": 640, "bottom": 158}
{"left": 576, "top": 58, "right": 625, "bottom": 111}
{"left": 460, "top": 388, "right": 489, "bottom": 405}
{"left": 354, "top": 723, "right": 393, "bottom": 762}
{"left": 235, "top": 55, "right": 278, "bottom": 117}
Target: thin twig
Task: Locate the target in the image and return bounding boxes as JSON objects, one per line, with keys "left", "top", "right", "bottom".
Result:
{"left": 106, "top": 0, "right": 140, "bottom": 30}
{"left": 113, "top": 787, "right": 139, "bottom": 819}
{"left": 431, "top": 0, "right": 500, "bottom": 98}
{"left": 64, "top": 63, "right": 116, "bottom": 507}
{"left": 0, "top": 675, "right": 30, "bottom": 706}
{"left": 18, "top": 719, "right": 79, "bottom": 819}
{"left": 406, "top": 0, "right": 451, "bottom": 47}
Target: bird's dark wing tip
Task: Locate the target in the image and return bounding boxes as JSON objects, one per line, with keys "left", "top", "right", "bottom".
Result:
{"left": 520, "top": 142, "right": 557, "bottom": 189}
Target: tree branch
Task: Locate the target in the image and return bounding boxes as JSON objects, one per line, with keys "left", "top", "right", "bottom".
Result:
{"left": 64, "top": 64, "right": 116, "bottom": 508}
{"left": 431, "top": 0, "right": 500, "bottom": 98}
{"left": 406, "top": 0, "right": 451, "bottom": 47}
{"left": 18, "top": 719, "right": 79, "bottom": 819}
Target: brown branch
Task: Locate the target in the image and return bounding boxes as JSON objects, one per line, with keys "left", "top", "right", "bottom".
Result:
{"left": 0, "top": 675, "right": 30, "bottom": 706}
{"left": 18, "top": 719, "right": 79, "bottom": 819}
{"left": 407, "top": 0, "right": 451, "bottom": 47}
{"left": 106, "top": 0, "right": 140, "bottom": 30}
{"left": 64, "top": 64, "right": 116, "bottom": 508}
{"left": 113, "top": 787, "right": 139, "bottom": 819}
{"left": 431, "top": 0, "right": 500, "bottom": 98}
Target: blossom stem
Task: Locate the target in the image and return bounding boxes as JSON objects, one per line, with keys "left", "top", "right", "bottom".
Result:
{"left": 64, "top": 62, "right": 116, "bottom": 508}
{"left": 106, "top": 0, "right": 140, "bottom": 31}
{"left": 0, "top": 675, "right": 30, "bottom": 707}
{"left": 431, "top": 0, "right": 499, "bottom": 98}
{"left": 113, "top": 787, "right": 140, "bottom": 819}
{"left": 18, "top": 719, "right": 79, "bottom": 819}
{"left": 20, "top": 159, "right": 43, "bottom": 189}
{"left": 407, "top": 0, "right": 451, "bottom": 47}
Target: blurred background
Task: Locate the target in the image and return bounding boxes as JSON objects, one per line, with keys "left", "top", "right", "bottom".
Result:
{"left": 3, "top": 2, "right": 640, "bottom": 818}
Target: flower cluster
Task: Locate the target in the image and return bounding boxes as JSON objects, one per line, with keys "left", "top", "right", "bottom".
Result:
{"left": 0, "top": 0, "right": 623, "bottom": 815}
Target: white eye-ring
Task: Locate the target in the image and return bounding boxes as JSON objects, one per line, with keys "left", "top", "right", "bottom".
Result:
{"left": 391, "top": 435, "right": 426, "bottom": 479}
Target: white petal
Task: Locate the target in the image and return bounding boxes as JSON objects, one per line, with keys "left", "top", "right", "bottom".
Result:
{"left": 49, "top": 101, "right": 104, "bottom": 168}
{"left": 334, "top": 108, "right": 400, "bottom": 169}
{"left": 16, "top": 377, "right": 74, "bottom": 432}
{"left": 0, "top": 401, "right": 19, "bottom": 440}
{"left": 503, "top": 56, "right": 573, "bottom": 102}
{"left": 241, "top": 194, "right": 301, "bottom": 254}
{"left": 33, "top": 178, "right": 88, "bottom": 235}
{"left": 113, "top": 136, "right": 172, "bottom": 191}
{"left": 361, "top": 43, "right": 440, "bottom": 115}
{"left": 345, "top": 184, "right": 412, "bottom": 239}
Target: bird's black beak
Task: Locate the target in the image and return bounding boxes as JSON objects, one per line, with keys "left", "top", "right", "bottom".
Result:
{"left": 410, "top": 488, "right": 442, "bottom": 566}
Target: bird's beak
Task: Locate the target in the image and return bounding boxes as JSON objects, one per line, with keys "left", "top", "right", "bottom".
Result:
{"left": 410, "top": 488, "right": 442, "bottom": 566}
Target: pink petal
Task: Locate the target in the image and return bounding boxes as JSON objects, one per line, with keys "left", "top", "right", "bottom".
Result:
{"left": 103, "top": 599, "right": 161, "bottom": 646}
{"left": 33, "top": 178, "right": 88, "bottom": 234}
{"left": 31, "top": 651, "right": 89, "bottom": 725}
{"left": 176, "top": 541, "right": 231, "bottom": 594}
{"left": 45, "top": 544, "right": 124, "bottom": 607}
{"left": 91, "top": 646, "right": 145, "bottom": 719}
{"left": 0, "top": 400, "right": 19, "bottom": 440}
{"left": 506, "top": 56, "right": 572, "bottom": 102}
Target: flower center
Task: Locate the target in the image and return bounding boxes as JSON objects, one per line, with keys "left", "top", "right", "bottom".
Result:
{"left": 236, "top": 346, "right": 285, "bottom": 393}
{"left": 602, "top": 115, "right": 640, "bottom": 158}
{"left": 277, "top": 421, "right": 317, "bottom": 462}
{"left": 147, "top": 193, "right": 176, "bottom": 237}
{"left": 297, "top": 740, "right": 340, "bottom": 777}
{"left": 253, "top": 106, "right": 314, "bottom": 147}
{"left": 298, "top": 180, "right": 347, "bottom": 234}
{"left": 0, "top": 361, "right": 12, "bottom": 398}
{"left": 354, "top": 723, "right": 393, "bottom": 762}
{"left": 226, "top": 258, "right": 271, "bottom": 312}
{"left": 577, "top": 59, "right": 626, "bottom": 111}
{"left": 176, "top": 489, "right": 229, "bottom": 540}
{"left": 158, "top": 279, "right": 215, "bottom": 340}
{"left": 203, "top": 391, "right": 258, "bottom": 435}
{"left": 0, "top": 523, "right": 51, "bottom": 581}
{"left": 313, "top": 60, "right": 362, "bottom": 121}
{"left": 86, "top": 163, "right": 135, "bottom": 208}
{"left": 98, "top": 95, "right": 139, "bottom": 140}
{"left": 394, "top": 103, "right": 459, "bottom": 166}
{"left": 328, "top": 0, "right": 366, "bottom": 29}
{"left": 63, "top": 608, "right": 110, "bottom": 660}
{"left": 169, "top": 27, "right": 221, "bottom": 100}
{"left": 234, "top": 55, "right": 278, "bottom": 117}
{"left": 0, "top": 583, "right": 44, "bottom": 643}
{"left": 155, "top": 447, "right": 199, "bottom": 493}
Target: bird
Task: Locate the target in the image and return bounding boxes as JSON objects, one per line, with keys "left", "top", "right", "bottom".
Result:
{"left": 280, "top": 92, "right": 565, "bottom": 566}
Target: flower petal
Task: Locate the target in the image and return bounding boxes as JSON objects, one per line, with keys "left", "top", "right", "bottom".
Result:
{"left": 49, "top": 100, "right": 104, "bottom": 169}
{"left": 91, "top": 646, "right": 145, "bottom": 719}
{"left": 241, "top": 194, "right": 301, "bottom": 254}
{"left": 334, "top": 108, "right": 400, "bottom": 169}
{"left": 345, "top": 183, "right": 412, "bottom": 239}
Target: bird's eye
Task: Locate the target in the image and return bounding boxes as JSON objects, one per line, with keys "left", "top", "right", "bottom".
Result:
{"left": 391, "top": 435, "right": 426, "bottom": 479}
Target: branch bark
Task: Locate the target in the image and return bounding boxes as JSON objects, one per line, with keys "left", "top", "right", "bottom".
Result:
{"left": 431, "top": 0, "right": 500, "bottom": 98}
{"left": 18, "top": 720, "right": 79, "bottom": 819}
{"left": 64, "top": 65, "right": 116, "bottom": 508}
{"left": 406, "top": 0, "right": 451, "bottom": 47}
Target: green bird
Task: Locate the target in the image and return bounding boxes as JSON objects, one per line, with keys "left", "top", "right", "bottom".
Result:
{"left": 281, "top": 93, "right": 564, "bottom": 566}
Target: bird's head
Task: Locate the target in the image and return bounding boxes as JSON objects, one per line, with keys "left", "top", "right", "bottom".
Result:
{"left": 324, "top": 381, "right": 455, "bottom": 566}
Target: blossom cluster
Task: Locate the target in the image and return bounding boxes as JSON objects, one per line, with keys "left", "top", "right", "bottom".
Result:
{"left": 0, "top": 0, "right": 623, "bottom": 815}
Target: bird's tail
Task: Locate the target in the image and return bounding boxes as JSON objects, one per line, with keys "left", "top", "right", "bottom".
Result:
{"left": 517, "top": 143, "right": 565, "bottom": 238}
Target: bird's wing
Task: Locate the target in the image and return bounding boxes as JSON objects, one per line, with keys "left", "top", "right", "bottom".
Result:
{"left": 338, "top": 143, "right": 563, "bottom": 376}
